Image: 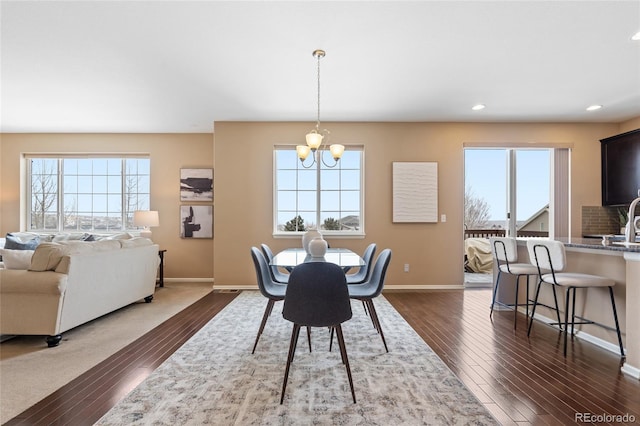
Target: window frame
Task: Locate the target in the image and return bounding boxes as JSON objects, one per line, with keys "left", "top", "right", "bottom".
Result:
{"left": 25, "top": 154, "right": 151, "bottom": 233}
{"left": 272, "top": 145, "right": 365, "bottom": 239}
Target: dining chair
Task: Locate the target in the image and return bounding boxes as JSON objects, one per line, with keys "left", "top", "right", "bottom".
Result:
{"left": 526, "top": 239, "right": 625, "bottom": 358}
{"left": 345, "top": 243, "right": 377, "bottom": 284}
{"left": 281, "top": 261, "right": 356, "bottom": 404}
{"left": 260, "top": 243, "right": 292, "bottom": 283}
{"left": 347, "top": 248, "right": 392, "bottom": 352}
{"left": 488, "top": 237, "right": 548, "bottom": 329}
{"left": 250, "top": 247, "right": 312, "bottom": 355}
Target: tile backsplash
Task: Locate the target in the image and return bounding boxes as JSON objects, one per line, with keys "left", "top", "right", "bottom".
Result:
{"left": 582, "top": 206, "right": 624, "bottom": 236}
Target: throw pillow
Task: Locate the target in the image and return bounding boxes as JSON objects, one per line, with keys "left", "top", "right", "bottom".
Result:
{"left": 4, "top": 233, "right": 40, "bottom": 250}
{"left": 0, "top": 249, "right": 35, "bottom": 270}
{"left": 29, "top": 243, "right": 67, "bottom": 271}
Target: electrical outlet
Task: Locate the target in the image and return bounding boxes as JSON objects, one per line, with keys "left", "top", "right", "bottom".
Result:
{"left": 441, "top": 214, "right": 447, "bottom": 222}
{"left": 404, "top": 263, "right": 409, "bottom": 272}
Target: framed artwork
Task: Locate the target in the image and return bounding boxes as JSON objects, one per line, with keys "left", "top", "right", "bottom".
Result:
{"left": 180, "top": 168, "right": 213, "bottom": 201}
{"left": 180, "top": 205, "right": 213, "bottom": 238}
{"left": 392, "top": 162, "right": 438, "bottom": 223}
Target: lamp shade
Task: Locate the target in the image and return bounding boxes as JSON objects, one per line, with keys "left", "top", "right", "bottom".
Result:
{"left": 329, "top": 144, "right": 345, "bottom": 160}
{"left": 305, "top": 131, "right": 323, "bottom": 150}
{"left": 133, "top": 210, "right": 159, "bottom": 228}
{"left": 296, "top": 145, "right": 311, "bottom": 161}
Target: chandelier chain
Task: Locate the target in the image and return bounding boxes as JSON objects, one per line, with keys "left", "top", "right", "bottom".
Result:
{"left": 315, "top": 51, "right": 321, "bottom": 129}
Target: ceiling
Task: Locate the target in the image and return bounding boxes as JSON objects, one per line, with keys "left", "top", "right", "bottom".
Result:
{"left": 2, "top": 1, "right": 639, "bottom": 133}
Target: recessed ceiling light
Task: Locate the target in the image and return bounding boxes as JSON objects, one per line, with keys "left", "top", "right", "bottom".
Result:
{"left": 632, "top": 31, "right": 640, "bottom": 41}
{"left": 471, "top": 104, "right": 485, "bottom": 111}
{"left": 586, "top": 105, "right": 602, "bottom": 111}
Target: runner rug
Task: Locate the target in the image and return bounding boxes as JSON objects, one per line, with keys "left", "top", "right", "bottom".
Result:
{"left": 96, "top": 291, "right": 497, "bottom": 425}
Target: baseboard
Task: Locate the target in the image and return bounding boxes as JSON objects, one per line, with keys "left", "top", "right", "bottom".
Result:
{"left": 164, "top": 278, "right": 215, "bottom": 283}
{"left": 211, "top": 284, "right": 466, "bottom": 291}
{"left": 621, "top": 362, "right": 640, "bottom": 380}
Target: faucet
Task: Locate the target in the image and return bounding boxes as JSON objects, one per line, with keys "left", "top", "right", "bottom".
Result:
{"left": 625, "top": 196, "right": 640, "bottom": 243}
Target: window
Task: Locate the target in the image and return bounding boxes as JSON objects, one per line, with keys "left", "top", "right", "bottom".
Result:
{"left": 27, "top": 156, "right": 150, "bottom": 232}
{"left": 274, "top": 146, "right": 364, "bottom": 236}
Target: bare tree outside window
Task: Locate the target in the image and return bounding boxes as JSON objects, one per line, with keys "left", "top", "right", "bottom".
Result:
{"left": 28, "top": 157, "right": 150, "bottom": 232}
{"left": 30, "top": 159, "right": 58, "bottom": 230}
{"left": 464, "top": 185, "right": 491, "bottom": 229}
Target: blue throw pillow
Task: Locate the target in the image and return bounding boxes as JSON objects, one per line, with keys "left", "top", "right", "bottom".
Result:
{"left": 4, "top": 233, "right": 40, "bottom": 250}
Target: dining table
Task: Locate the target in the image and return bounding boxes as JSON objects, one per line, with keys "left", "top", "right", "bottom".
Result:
{"left": 270, "top": 247, "right": 366, "bottom": 269}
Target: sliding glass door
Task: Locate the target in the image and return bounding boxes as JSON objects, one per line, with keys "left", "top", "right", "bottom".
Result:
{"left": 463, "top": 148, "right": 551, "bottom": 284}
{"left": 464, "top": 148, "right": 550, "bottom": 238}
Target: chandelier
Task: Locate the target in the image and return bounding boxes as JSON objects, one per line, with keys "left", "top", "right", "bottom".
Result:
{"left": 296, "top": 49, "right": 344, "bottom": 168}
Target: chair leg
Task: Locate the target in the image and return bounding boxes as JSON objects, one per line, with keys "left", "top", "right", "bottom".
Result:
{"left": 280, "top": 324, "right": 301, "bottom": 404}
{"left": 329, "top": 326, "right": 335, "bottom": 352}
{"left": 490, "top": 270, "right": 502, "bottom": 318}
{"left": 525, "top": 275, "right": 530, "bottom": 320}
{"left": 563, "top": 288, "right": 572, "bottom": 357}
{"left": 513, "top": 275, "right": 520, "bottom": 329}
{"left": 252, "top": 299, "right": 275, "bottom": 354}
{"left": 551, "top": 285, "right": 563, "bottom": 330}
{"left": 527, "top": 278, "right": 543, "bottom": 336}
{"left": 570, "top": 287, "right": 577, "bottom": 340}
{"left": 306, "top": 326, "right": 312, "bottom": 352}
{"left": 335, "top": 324, "right": 356, "bottom": 404}
{"left": 367, "top": 299, "right": 389, "bottom": 353}
{"left": 609, "top": 286, "right": 625, "bottom": 358}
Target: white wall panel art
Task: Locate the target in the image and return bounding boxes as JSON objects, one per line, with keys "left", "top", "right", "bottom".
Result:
{"left": 392, "top": 162, "right": 438, "bottom": 223}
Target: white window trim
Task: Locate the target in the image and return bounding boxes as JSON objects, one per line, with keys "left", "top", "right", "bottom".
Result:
{"left": 24, "top": 154, "right": 151, "bottom": 233}
{"left": 272, "top": 145, "right": 365, "bottom": 239}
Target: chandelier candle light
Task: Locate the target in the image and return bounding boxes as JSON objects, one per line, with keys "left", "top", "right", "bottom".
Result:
{"left": 296, "top": 49, "right": 345, "bottom": 168}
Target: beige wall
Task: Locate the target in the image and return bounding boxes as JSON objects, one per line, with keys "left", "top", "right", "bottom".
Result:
{"left": 0, "top": 133, "right": 214, "bottom": 280}
{"left": 213, "top": 121, "right": 627, "bottom": 288}
{"left": 619, "top": 116, "right": 640, "bottom": 133}
{"left": 2, "top": 119, "right": 638, "bottom": 287}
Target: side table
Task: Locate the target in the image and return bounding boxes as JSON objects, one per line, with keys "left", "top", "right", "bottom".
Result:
{"left": 157, "top": 249, "right": 167, "bottom": 287}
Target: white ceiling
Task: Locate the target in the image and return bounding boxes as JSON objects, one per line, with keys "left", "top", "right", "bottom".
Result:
{"left": 2, "top": 1, "right": 639, "bottom": 133}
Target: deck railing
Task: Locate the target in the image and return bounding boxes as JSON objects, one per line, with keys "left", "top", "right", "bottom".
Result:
{"left": 464, "top": 229, "right": 548, "bottom": 239}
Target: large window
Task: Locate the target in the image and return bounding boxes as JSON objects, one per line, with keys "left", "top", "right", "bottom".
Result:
{"left": 27, "top": 156, "right": 150, "bottom": 232}
{"left": 274, "top": 146, "right": 364, "bottom": 236}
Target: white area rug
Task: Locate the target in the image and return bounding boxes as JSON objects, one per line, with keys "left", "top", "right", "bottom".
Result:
{"left": 97, "top": 291, "right": 497, "bottom": 425}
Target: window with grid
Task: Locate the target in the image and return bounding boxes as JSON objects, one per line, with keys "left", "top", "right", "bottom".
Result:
{"left": 27, "top": 156, "right": 150, "bottom": 232}
{"left": 273, "top": 146, "right": 364, "bottom": 236}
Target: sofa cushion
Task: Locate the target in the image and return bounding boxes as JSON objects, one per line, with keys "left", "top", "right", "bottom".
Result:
{"left": 53, "top": 240, "right": 122, "bottom": 274}
{"left": 0, "top": 249, "right": 34, "bottom": 270}
{"left": 4, "top": 233, "right": 41, "bottom": 250}
{"left": 29, "top": 240, "right": 121, "bottom": 272}
{"left": 29, "top": 243, "right": 69, "bottom": 271}
{"left": 119, "top": 237, "right": 154, "bottom": 248}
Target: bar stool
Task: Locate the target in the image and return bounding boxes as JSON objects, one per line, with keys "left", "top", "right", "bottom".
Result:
{"left": 489, "top": 237, "right": 542, "bottom": 329}
{"left": 526, "top": 239, "right": 625, "bottom": 358}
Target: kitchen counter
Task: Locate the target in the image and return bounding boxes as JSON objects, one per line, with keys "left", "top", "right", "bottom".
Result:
{"left": 506, "top": 237, "right": 640, "bottom": 379}
{"left": 558, "top": 237, "right": 640, "bottom": 253}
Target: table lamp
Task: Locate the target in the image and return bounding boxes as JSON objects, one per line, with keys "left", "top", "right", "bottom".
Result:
{"left": 133, "top": 210, "right": 159, "bottom": 240}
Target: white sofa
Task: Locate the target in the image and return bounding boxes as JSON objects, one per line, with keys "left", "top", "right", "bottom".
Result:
{"left": 0, "top": 236, "right": 160, "bottom": 347}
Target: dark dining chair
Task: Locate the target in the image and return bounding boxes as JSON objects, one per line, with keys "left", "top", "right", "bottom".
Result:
{"left": 260, "top": 243, "right": 291, "bottom": 283}
{"left": 280, "top": 261, "right": 356, "bottom": 404}
{"left": 249, "top": 247, "right": 289, "bottom": 354}
{"left": 346, "top": 243, "right": 377, "bottom": 284}
{"left": 347, "top": 248, "right": 392, "bottom": 352}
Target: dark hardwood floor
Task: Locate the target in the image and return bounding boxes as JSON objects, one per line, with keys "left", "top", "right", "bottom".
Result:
{"left": 6, "top": 289, "right": 640, "bottom": 425}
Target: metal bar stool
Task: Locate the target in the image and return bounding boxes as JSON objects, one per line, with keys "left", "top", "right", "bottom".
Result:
{"left": 526, "top": 239, "right": 625, "bottom": 358}
{"left": 489, "top": 237, "right": 545, "bottom": 329}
